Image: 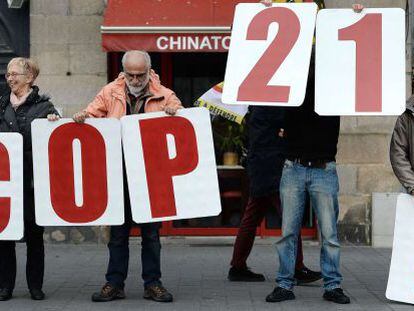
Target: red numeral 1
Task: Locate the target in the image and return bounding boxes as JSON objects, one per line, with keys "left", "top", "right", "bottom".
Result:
{"left": 338, "top": 14, "right": 382, "bottom": 112}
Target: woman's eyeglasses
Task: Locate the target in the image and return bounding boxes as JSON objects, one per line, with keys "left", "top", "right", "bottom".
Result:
{"left": 5, "top": 72, "right": 26, "bottom": 79}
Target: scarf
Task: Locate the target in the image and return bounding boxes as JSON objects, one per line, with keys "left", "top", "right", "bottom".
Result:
{"left": 10, "top": 89, "right": 33, "bottom": 110}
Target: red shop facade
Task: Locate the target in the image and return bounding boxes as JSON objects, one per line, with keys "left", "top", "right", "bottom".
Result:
{"left": 101, "top": 0, "right": 316, "bottom": 238}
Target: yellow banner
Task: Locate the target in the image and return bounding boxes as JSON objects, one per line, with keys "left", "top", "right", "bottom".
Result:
{"left": 194, "top": 99, "right": 245, "bottom": 124}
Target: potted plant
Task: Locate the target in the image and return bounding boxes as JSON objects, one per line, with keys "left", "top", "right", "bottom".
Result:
{"left": 214, "top": 119, "right": 245, "bottom": 166}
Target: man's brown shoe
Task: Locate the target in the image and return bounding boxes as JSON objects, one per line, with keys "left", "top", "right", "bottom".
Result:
{"left": 91, "top": 283, "right": 125, "bottom": 302}
{"left": 143, "top": 284, "right": 173, "bottom": 302}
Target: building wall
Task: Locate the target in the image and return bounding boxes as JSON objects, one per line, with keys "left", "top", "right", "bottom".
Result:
{"left": 29, "top": 0, "right": 412, "bottom": 244}
{"left": 30, "top": 0, "right": 108, "bottom": 243}
{"left": 30, "top": 0, "right": 107, "bottom": 118}
{"left": 325, "top": 0, "right": 411, "bottom": 244}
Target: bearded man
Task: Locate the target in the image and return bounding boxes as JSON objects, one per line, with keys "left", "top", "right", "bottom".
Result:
{"left": 73, "top": 50, "right": 182, "bottom": 303}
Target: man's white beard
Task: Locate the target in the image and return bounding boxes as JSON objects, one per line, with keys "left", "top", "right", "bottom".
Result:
{"left": 126, "top": 76, "right": 149, "bottom": 97}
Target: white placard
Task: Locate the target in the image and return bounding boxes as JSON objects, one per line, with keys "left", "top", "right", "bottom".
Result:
{"left": 0, "top": 133, "right": 23, "bottom": 240}
{"left": 32, "top": 119, "right": 124, "bottom": 226}
{"left": 386, "top": 194, "right": 414, "bottom": 304}
{"left": 316, "top": 8, "right": 405, "bottom": 115}
{"left": 121, "top": 107, "right": 221, "bottom": 223}
{"left": 222, "top": 3, "right": 317, "bottom": 107}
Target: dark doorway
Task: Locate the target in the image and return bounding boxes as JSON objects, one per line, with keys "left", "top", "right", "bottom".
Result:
{"left": 0, "top": 1, "right": 30, "bottom": 94}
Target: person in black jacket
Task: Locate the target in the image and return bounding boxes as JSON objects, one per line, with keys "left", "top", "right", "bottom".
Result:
{"left": 0, "top": 57, "right": 59, "bottom": 301}
{"left": 266, "top": 54, "right": 349, "bottom": 304}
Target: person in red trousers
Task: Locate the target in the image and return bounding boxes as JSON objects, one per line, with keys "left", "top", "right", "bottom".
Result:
{"left": 228, "top": 106, "right": 321, "bottom": 284}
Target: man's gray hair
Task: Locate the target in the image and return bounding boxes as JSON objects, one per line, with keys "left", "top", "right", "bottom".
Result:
{"left": 121, "top": 50, "right": 151, "bottom": 70}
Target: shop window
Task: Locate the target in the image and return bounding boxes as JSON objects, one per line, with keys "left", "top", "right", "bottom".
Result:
{"left": 108, "top": 51, "right": 315, "bottom": 237}
{"left": 171, "top": 53, "right": 227, "bottom": 107}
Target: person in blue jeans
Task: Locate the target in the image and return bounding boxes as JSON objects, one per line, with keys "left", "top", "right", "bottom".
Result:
{"left": 266, "top": 51, "right": 350, "bottom": 304}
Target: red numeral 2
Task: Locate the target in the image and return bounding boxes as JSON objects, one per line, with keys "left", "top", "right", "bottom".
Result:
{"left": 237, "top": 7, "right": 300, "bottom": 103}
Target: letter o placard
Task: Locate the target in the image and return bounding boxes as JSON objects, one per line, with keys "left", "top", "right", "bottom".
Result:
{"left": 31, "top": 119, "right": 124, "bottom": 226}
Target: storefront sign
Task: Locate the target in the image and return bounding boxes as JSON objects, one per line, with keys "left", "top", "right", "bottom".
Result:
{"left": 222, "top": 3, "right": 318, "bottom": 107}
{"left": 156, "top": 35, "right": 231, "bottom": 51}
{"left": 121, "top": 108, "right": 221, "bottom": 223}
{"left": 0, "top": 133, "right": 23, "bottom": 240}
{"left": 386, "top": 194, "right": 414, "bottom": 304}
{"left": 103, "top": 33, "right": 230, "bottom": 52}
{"left": 315, "top": 8, "right": 405, "bottom": 115}
{"left": 32, "top": 119, "right": 124, "bottom": 226}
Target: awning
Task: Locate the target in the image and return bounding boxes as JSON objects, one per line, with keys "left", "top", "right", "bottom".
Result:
{"left": 101, "top": 0, "right": 257, "bottom": 52}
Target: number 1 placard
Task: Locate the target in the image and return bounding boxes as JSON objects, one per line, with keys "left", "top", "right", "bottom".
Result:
{"left": 315, "top": 8, "right": 405, "bottom": 115}
{"left": 222, "top": 3, "right": 317, "bottom": 107}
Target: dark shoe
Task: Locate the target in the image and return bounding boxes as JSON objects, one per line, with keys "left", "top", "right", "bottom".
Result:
{"left": 323, "top": 288, "right": 350, "bottom": 304}
{"left": 266, "top": 286, "right": 295, "bottom": 302}
{"left": 294, "top": 266, "right": 322, "bottom": 285}
{"left": 91, "top": 283, "right": 125, "bottom": 302}
{"left": 30, "top": 288, "right": 45, "bottom": 300}
{"left": 0, "top": 288, "right": 12, "bottom": 301}
{"left": 228, "top": 266, "right": 265, "bottom": 282}
{"left": 143, "top": 284, "right": 173, "bottom": 303}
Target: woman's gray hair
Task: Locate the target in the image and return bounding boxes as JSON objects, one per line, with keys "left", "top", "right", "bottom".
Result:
{"left": 121, "top": 50, "right": 151, "bottom": 70}
{"left": 7, "top": 57, "right": 40, "bottom": 85}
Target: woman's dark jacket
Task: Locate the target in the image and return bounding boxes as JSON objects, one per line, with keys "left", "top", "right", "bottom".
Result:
{"left": 0, "top": 86, "right": 58, "bottom": 190}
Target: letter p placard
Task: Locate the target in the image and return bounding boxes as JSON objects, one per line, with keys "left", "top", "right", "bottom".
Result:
{"left": 121, "top": 107, "right": 221, "bottom": 223}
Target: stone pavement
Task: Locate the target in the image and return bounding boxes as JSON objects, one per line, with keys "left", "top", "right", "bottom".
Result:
{"left": 0, "top": 239, "right": 412, "bottom": 311}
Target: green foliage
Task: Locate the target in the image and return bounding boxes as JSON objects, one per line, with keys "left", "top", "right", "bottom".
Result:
{"left": 213, "top": 119, "right": 245, "bottom": 154}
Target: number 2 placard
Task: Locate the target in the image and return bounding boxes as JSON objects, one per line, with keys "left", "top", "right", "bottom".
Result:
{"left": 315, "top": 8, "right": 405, "bottom": 115}
{"left": 222, "top": 3, "right": 317, "bottom": 107}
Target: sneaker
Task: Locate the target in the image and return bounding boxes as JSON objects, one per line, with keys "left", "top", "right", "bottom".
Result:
{"left": 143, "top": 284, "right": 173, "bottom": 303}
{"left": 323, "top": 288, "right": 350, "bottom": 304}
{"left": 294, "top": 266, "right": 322, "bottom": 285}
{"left": 29, "top": 288, "right": 45, "bottom": 300}
{"left": 91, "top": 283, "right": 126, "bottom": 302}
{"left": 0, "top": 288, "right": 12, "bottom": 301}
{"left": 228, "top": 267, "right": 265, "bottom": 282}
{"left": 265, "top": 286, "right": 295, "bottom": 303}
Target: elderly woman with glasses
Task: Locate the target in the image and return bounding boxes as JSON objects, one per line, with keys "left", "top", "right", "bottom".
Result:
{"left": 0, "top": 57, "right": 59, "bottom": 301}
